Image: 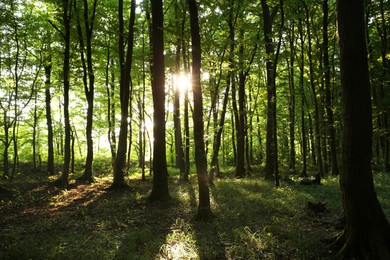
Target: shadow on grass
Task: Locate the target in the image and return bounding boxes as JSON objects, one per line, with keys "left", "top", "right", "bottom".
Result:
{"left": 0, "top": 171, "right": 354, "bottom": 260}
{"left": 207, "top": 175, "right": 343, "bottom": 259}
{"left": 115, "top": 177, "right": 200, "bottom": 259}
{"left": 0, "top": 176, "right": 169, "bottom": 259}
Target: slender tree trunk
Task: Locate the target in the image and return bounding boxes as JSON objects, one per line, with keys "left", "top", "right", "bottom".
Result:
{"left": 173, "top": 1, "right": 185, "bottom": 175}
{"left": 256, "top": 114, "right": 264, "bottom": 163}
{"left": 261, "top": 0, "right": 283, "bottom": 187}
{"left": 337, "top": 0, "right": 390, "bottom": 258}
{"left": 55, "top": 0, "right": 73, "bottom": 187}
{"left": 75, "top": 0, "right": 97, "bottom": 183}
{"left": 188, "top": 0, "right": 213, "bottom": 221}
{"left": 323, "top": 0, "right": 339, "bottom": 176}
{"left": 2, "top": 112, "right": 10, "bottom": 179}
{"left": 287, "top": 23, "right": 296, "bottom": 174}
{"left": 10, "top": 0, "right": 20, "bottom": 180}
{"left": 111, "top": 0, "right": 135, "bottom": 188}
{"left": 140, "top": 25, "right": 147, "bottom": 181}
{"left": 307, "top": 107, "right": 316, "bottom": 166}
{"left": 33, "top": 93, "right": 39, "bottom": 171}
{"left": 235, "top": 29, "right": 246, "bottom": 178}
{"left": 245, "top": 110, "right": 253, "bottom": 172}
{"left": 71, "top": 127, "right": 75, "bottom": 174}
{"left": 298, "top": 16, "right": 307, "bottom": 177}
{"left": 127, "top": 89, "right": 133, "bottom": 171}
{"left": 231, "top": 70, "right": 241, "bottom": 175}
{"left": 236, "top": 26, "right": 259, "bottom": 178}
{"left": 106, "top": 53, "right": 116, "bottom": 167}
{"left": 209, "top": 67, "right": 231, "bottom": 182}
{"left": 303, "top": 2, "right": 323, "bottom": 177}
{"left": 138, "top": 96, "right": 146, "bottom": 181}
{"left": 231, "top": 110, "right": 237, "bottom": 164}
{"left": 44, "top": 47, "right": 55, "bottom": 176}
{"left": 149, "top": 0, "right": 170, "bottom": 201}
{"left": 182, "top": 37, "right": 190, "bottom": 182}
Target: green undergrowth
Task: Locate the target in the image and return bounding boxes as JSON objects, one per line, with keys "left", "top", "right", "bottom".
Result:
{"left": 1, "top": 169, "right": 389, "bottom": 259}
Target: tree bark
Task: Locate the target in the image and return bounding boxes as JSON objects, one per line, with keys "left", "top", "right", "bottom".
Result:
{"left": 149, "top": 0, "right": 170, "bottom": 201}
{"left": 173, "top": 1, "right": 185, "bottom": 175}
{"left": 111, "top": 0, "right": 136, "bottom": 189}
{"left": 106, "top": 53, "right": 116, "bottom": 167}
{"left": 75, "top": 0, "right": 98, "bottom": 183}
{"left": 298, "top": 16, "right": 307, "bottom": 178}
{"left": 44, "top": 44, "right": 55, "bottom": 176}
{"left": 303, "top": 1, "right": 323, "bottom": 177}
{"left": 188, "top": 0, "right": 213, "bottom": 221}
{"left": 337, "top": 0, "right": 390, "bottom": 258}
{"left": 209, "top": 25, "right": 232, "bottom": 181}
{"left": 323, "top": 0, "right": 339, "bottom": 176}
{"left": 262, "top": 0, "right": 276, "bottom": 181}
{"left": 140, "top": 23, "right": 147, "bottom": 181}
{"left": 32, "top": 92, "right": 39, "bottom": 171}
{"left": 261, "top": 0, "right": 283, "bottom": 187}
{"left": 54, "top": 0, "right": 73, "bottom": 187}
{"left": 182, "top": 29, "right": 190, "bottom": 182}
{"left": 287, "top": 22, "right": 296, "bottom": 175}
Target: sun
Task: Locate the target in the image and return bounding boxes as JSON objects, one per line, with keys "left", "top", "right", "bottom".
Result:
{"left": 175, "top": 73, "right": 191, "bottom": 93}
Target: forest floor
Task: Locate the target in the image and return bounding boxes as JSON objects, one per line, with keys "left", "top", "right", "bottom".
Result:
{"left": 1, "top": 166, "right": 390, "bottom": 259}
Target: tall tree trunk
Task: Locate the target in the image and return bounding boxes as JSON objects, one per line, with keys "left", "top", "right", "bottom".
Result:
{"left": 55, "top": 0, "right": 73, "bottom": 187}
{"left": 127, "top": 89, "right": 133, "bottom": 171}
{"left": 231, "top": 69, "right": 241, "bottom": 174}
{"left": 209, "top": 38, "right": 232, "bottom": 182}
{"left": 235, "top": 29, "right": 246, "bottom": 178}
{"left": 2, "top": 111, "right": 11, "bottom": 179}
{"left": 256, "top": 114, "right": 264, "bottom": 163}
{"left": 71, "top": 127, "right": 75, "bottom": 174}
{"left": 307, "top": 106, "right": 316, "bottom": 166}
{"left": 138, "top": 95, "right": 146, "bottom": 181}
{"left": 236, "top": 26, "right": 259, "bottom": 178}
{"left": 33, "top": 92, "right": 39, "bottom": 171}
{"left": 140, "top": 23, "right": 147, "bottom": 181}
{"left": 75, "top": 0, "right": 98, "bottom": 183}
{"left": 231, "top": 109, "right": 237, "bottom": 164}
{"left": 10, "top": 0, "right": 20, "bottom": 181}
{"left": 182, "top": 35, "right": 190, "bottom": 182}
{"left": 261, "top": 0, "right": 283, "bottom": 187}
{"left": 106, "top": 53, "right": 116, "bottom": 167}
{"left": 336, "top": 0, "right": 390, "bottom": 258}
{"left": 188, "top": 0, "right": 213, "bottom": 221}
{"left": 287, "top": 22, "right": 296, "bottom": 174}
{"left": 303, "top": 2, "right": 323, "bottom": 177}
{"left": 111, "top": 0, "right": 135, "bottom": 189}
{"left": 149, "top": 0, "right": 170, "bottom": 201}
{"left": 173, "top": 0, "right": 185, "bottom": 175}
{"left": 323, "top": 0, "right": 339, "bottom": 175}
{"left": 298, "top": 16, "right": 307, "bottom": 177}
{"left": 44, "top": 45, "right": 55, "bottom": 176}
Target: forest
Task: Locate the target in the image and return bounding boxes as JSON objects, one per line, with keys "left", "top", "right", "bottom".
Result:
{"left": 0, "top": 0, "right": 389, "bottom": 259}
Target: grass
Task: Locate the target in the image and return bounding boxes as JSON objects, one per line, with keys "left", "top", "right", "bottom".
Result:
{"left": 1, "top": 167, "right": 389, "bottom": 259}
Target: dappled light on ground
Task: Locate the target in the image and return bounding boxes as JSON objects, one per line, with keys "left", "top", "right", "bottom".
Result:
{"left": 1, "top": 171, "right": 389, "bottom": 259}
{"left": 158, "top": 219, "right": 199, "bottom": 259}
